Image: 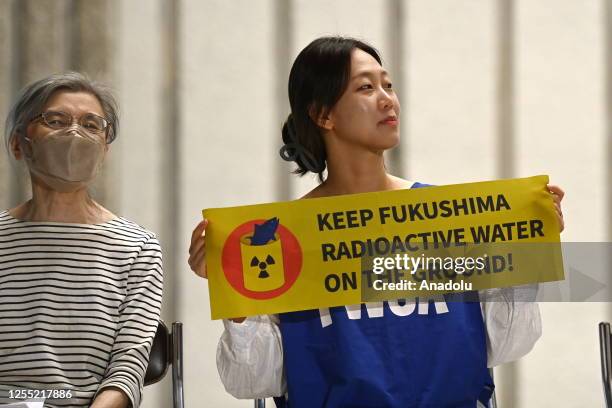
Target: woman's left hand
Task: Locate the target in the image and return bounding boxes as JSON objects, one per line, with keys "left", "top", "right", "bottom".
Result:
{"left": 90, "top": 387, "right": 129, "bottom": 408}
{"left": 547, "top": 184, "right": 565, "bottom": 232}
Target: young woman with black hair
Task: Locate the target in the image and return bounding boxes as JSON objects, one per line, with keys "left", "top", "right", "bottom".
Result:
{"left": 189, "top": 36, "right": 565, "bottom": 407}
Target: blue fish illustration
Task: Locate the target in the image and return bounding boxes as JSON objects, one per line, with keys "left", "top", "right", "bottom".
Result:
{"left": 251, "top": 217, "right": 279, "bottom": 245}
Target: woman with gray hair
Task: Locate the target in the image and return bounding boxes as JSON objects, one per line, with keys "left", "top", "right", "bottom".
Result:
{"left": 0, "top": 72, "right": 163, "bottom": 408}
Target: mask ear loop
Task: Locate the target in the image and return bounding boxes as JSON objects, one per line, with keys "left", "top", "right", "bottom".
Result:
{"left": 279, "top": 118, "right": 325, "bottom": 173}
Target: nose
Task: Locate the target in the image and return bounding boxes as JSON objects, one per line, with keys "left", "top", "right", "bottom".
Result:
{"left": 67, "top": 123, "right": 81, "bottom": 135}
{"left": 378, "top": 89, "right": 394, "bottom": 111}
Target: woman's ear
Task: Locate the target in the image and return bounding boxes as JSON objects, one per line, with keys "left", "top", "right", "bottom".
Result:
{"left": 309, "top": 106, "right": 334, "bottom": 131}
{"left": 10, "top": 134, "right": 24, "bottom": 160}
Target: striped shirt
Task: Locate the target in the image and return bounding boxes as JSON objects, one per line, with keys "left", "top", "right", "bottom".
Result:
{"left": 0, "top": 210, "right": 164, "bottom": 408}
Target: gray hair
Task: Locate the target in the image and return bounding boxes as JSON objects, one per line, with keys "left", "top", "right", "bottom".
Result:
{"left": 4, "top": 71, "right": 119, "bottom": 152}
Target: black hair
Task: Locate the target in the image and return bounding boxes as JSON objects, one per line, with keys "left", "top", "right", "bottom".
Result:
{"left": 280, "top": 36, "right": 382, "bottom": 182}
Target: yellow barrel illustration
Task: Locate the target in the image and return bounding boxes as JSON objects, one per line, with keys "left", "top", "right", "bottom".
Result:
{"left": 240, "top": 233, "right": 285, "bottom": 292}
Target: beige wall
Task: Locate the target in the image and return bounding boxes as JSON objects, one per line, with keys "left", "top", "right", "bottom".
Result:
{"left": 0, "top": 0, "right": 609, "bottom": 406}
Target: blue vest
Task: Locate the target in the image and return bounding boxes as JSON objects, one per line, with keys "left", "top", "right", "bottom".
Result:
{"left": 277, "top": 182, "right": 494, "bottom": 408}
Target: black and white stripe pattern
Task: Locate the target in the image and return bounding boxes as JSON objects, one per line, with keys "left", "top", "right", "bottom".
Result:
{"left": 0, "top": 210, "right": 163, "bottom": 407}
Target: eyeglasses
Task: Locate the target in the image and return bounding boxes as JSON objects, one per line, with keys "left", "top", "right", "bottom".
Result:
{"left": 32, "top": 110, "right": 111, "bottom": 137}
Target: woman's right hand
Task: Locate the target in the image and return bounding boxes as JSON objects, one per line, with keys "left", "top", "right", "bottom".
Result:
{"left": 189, "top": 218, "right": 246, "bottom": 323}
{"left": 188, "top": 219, "right": 208, "bottom": 278}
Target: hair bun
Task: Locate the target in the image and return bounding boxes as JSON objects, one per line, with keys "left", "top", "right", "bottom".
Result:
{"left": 279, "top": 114, "right": 324, "bottom": 173}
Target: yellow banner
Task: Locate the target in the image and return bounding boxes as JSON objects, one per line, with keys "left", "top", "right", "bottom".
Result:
{"left": 204, "top": 175, "right": 564, "bottom": 319}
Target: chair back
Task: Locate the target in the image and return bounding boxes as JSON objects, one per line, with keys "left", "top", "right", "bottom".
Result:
{"left": 145, "top": 320, "right": 170, "bottom": 385}
{"left": 143, "top": 321, "right": 184, "bottom": 407}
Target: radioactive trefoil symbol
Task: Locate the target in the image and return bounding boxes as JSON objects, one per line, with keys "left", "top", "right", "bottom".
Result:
{"left": 239, "top": 217, "right": 287, "bottom": 293}
{"left": 250, "top": 255, "right": 276, "bottom": 279}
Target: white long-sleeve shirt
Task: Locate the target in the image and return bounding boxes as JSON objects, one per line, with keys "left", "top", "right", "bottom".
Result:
{"left": 216, "top": 286, "right": 541, "bottom": 399}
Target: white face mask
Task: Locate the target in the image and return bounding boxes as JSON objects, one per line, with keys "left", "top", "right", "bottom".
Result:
{"left": 23, "top": 126, "right": 106, "bottom": 193}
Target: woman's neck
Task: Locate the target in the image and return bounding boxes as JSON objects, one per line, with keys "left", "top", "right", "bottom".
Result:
{"left": 311, "top": 147, "right": 402, "bottom": 197}
{"left": 10, "top": 181, "right": 114, "bottom": 224}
